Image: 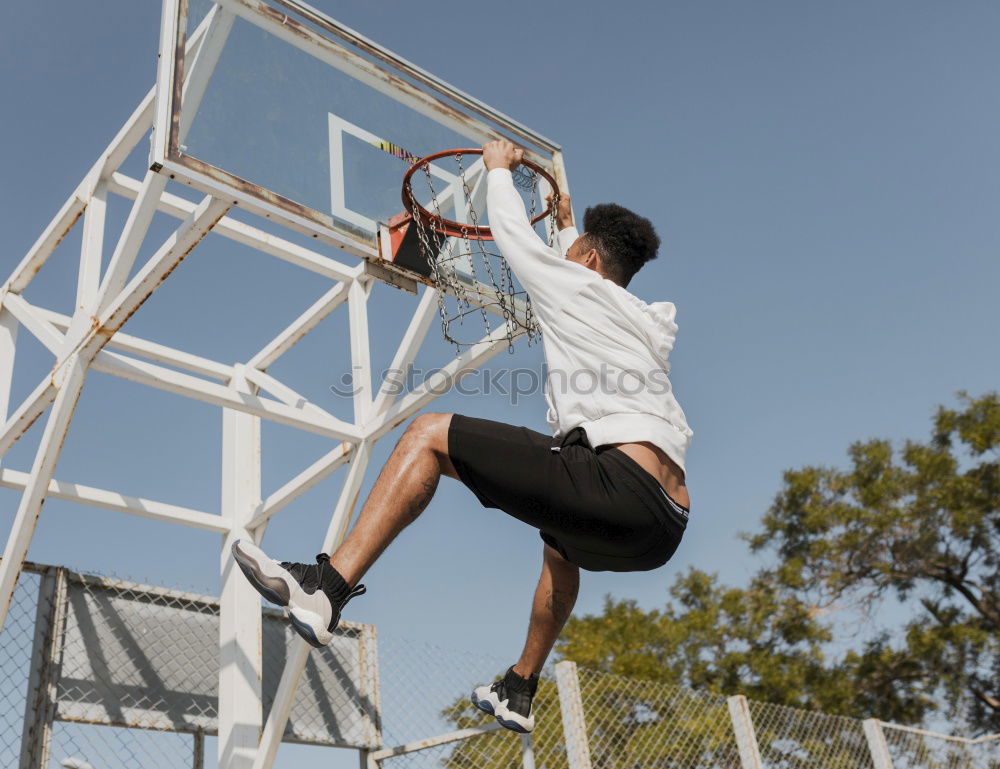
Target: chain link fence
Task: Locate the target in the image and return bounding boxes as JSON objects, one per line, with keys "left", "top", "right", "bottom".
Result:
{"left": 1, "top": 566, "right": 201, "bottom": 769}
{"left": 881, "top": 723, "right": 1000, "bottom": 769}
{"left": 2, "top": 562, "right": 997, "bottom": 769}
{"left": 747, "top": 699, "right": 874, "bottom": 769}
{"left": 573, "top": 666, "right": 740, "bottom": 769}
{"left": 373, "top": 632, "right": 550, "bottom": 769}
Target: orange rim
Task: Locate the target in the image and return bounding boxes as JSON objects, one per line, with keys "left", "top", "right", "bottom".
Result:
{"left": 401, "top": 148, "right": 559, "bottom": 240}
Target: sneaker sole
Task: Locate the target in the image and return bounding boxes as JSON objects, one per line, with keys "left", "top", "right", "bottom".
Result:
{"left": 231, "top": 540, "right": 290, "bottom": 607}
{"left": 471, "top": 691, "right": 495, "bottom": 715}
{"left": 471, "top": 688, "right": 533, "bottom": 733}
{"left": 496, "top": 715, "right": 531, "bottom": 734}
{"left": 231, "top": 540, "right": 334, "bottom": 649}
{"left": 287, "top": 611, "right": 325, "bottom": 648}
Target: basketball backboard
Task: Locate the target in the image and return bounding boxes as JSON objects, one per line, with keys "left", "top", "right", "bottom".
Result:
{"left": 151, "top": 0, "right": 569, "bottom": 294}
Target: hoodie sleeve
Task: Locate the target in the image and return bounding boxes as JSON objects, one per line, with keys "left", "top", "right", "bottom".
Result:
{"left": 486, "top": 168, "right": 595, "bottom": 315}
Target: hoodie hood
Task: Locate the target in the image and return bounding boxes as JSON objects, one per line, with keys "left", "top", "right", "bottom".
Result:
{"left": 614, "top": 286, "right": 679, "bottom": 362}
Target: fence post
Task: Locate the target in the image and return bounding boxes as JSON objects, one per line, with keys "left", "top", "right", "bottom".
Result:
{"left": 520, "top": 733, "right": 536, "bottom": 769}
{"left": 727, "top": 695, "right": 763, "bottom": 769}
{"left": 555, "top": 661, "right": 593, "bottom": 769}
{"left": 193, "top": 729, "right": 205, "bottom": 769}
{"left": 19, "top": 566, "right": 68, "bottom": 769}
{"left": 863, "top": 719, "right": 894, "bottom": 769}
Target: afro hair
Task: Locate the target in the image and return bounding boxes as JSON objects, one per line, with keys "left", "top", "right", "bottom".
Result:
{"left": 581, "top": 203, "right": 660, "bottom": 287}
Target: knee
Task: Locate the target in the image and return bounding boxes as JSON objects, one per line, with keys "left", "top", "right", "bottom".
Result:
{"left": 402, "top": 412, "right": 452, "bottom": 454}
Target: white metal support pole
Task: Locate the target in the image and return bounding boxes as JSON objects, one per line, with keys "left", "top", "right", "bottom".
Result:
{"left": 520, "top": 733, "right": 536, "bottom": 769}
{"left": 76, "top": 180, "right": 107, "bottom": 314}
{"left": 176, "top": 5, "right": 234, "bottom": 144}
{"left": 727, "top": 695, "right": 764, "bottom": 769}
{"left": 18, "top": 567, "right": 68, "bottom": 769}
{"left": 91, "top": 171, "right": 170, "bottom": 319}
{"left": 370, "top": 287, "right": 438, "bottom": 419}
{"left": 367, "top": 328, "right": 507, "bottom": 441}
{"left": 0, "top": 307, "right": 17, "bottom": 466}
{"left": 348, "top": 278, "right": 373, "bottom": 424}
{"left": 0, "top": 356, "right": 88, "bottom": 631}
{"left": 90, "top": 0, "right": 229, "bottom": 323}
{"left": 555, "top": 661, "right": 593, "bottom": 769}
{"left": 251, "top": 440, "right": 373, "bottom": 769}
{"left": 219, "top": 366, "right": 264, "bottom": 769}
{"left": 863, "top": 719, "right": 895, "bottom": 769}
{"left": 0, "top": 377, "right": 59, "bottom": 460}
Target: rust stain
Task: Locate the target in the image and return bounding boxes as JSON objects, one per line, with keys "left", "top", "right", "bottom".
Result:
{"left": 168, "top": 0, "right": 187, "bottom": 158}
{"left": 48, "top": 208, "right": 86, "bottom": 265}
{"left": 95, "top": 204, "right": 229, "bottom": 340}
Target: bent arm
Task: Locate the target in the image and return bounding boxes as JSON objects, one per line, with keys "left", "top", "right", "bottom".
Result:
{"left": 486, "top": 168, "right": 593, "bottom": 312}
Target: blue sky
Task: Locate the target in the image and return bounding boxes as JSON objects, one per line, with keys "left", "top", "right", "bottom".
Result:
{"left": 2, "top": 0, "right": 999, "bottom": 741}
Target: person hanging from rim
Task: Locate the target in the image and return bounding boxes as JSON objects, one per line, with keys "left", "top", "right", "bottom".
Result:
{"left": 232, "top": 138, "right": 693, "bottom": 734}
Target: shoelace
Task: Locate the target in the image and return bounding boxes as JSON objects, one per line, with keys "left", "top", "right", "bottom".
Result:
{"left": 343, "top": 584, "right": 367, "bottom": 604}
{"left": 280, "top": 554, "right": 366, "bottom": 604}
{"left": 279, "top": 558, "right": 324, "bottom": 593}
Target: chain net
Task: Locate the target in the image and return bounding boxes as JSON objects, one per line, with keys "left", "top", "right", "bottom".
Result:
{"left": 405, "top": 151, "right": 559, "bottom": 351}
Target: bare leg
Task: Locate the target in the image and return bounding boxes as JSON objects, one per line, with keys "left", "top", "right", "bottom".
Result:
{"left": 329, "top": 413, "right": 456, "bottom": 586}
{"left": 512, "top": 544, "right": 580, "bottom": 677}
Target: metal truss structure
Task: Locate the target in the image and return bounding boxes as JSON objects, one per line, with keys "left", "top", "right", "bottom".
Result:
{"left": 0, "top": 5, "right": 568, "bottom": 768}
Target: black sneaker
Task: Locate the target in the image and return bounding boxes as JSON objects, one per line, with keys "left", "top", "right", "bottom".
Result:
{"left": 471, "top": 666, "right": 539, "bottom": 733}
{"left": 231, "top": 540, "right": 365, "bottom": 648}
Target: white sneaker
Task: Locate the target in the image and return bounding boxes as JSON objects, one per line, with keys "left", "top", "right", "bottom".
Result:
{"left": 472, "top": 666, "right": 539, "bottom": 733}
{"left": 231, "top": 540, "right": 365, "bottom": 647}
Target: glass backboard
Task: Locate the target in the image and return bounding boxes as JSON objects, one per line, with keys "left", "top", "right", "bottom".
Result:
{"left": 152, "top": 0, "right": 567, "bottom": 293}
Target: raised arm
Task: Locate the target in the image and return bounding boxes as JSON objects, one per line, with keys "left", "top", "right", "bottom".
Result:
{"left": 483, "top": 140, "right": 593, "bottom": 312}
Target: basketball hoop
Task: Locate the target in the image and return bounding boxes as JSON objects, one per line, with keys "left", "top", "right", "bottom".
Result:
{"left": 401, "top": 148, "right": 560, "bottom": 239}
{"left": 381, "top": 148, "right": 562, "bottom": 351}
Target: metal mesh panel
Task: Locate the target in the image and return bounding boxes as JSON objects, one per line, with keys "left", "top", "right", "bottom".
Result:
{"left": 56, "top": 569, "right": 377, "bottom": 748}
{"left": 0, "top": 569, "right": 41, "bottom": 768}
{"left": 575, "top": 666, "right": 741, "bottom": 769}
{"left": 747, "top": 699, "right": 875, "bottom": 769}
{"left": 261, "top": 616, "right": 379, "bottom": 747}
{"left": 58, "top": 573, "right": 219, "bottom": 732}
{"left": 2, "top": 564, "right": 378, "bottom": 769}
{"left": 881, "top": 724, "right": 1000, "bottom": 769}
{"left": 48, "top": 722, "right": 197, "bottom": 769}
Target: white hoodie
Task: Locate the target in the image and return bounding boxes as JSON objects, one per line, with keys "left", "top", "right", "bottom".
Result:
{"left": 487, "top": 168, "right": 693, "bottom": 472}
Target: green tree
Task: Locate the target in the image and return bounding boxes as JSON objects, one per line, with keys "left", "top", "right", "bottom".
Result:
{"left": 749, "top": 391, "right": 999, "bottom": 733}
{"left": 557, "top": 566, "right": 932, "bottom": 714}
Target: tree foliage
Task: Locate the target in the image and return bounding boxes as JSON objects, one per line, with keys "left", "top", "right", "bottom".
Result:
{"left": 558, "top": 392, "right": 998, "bottom": 731}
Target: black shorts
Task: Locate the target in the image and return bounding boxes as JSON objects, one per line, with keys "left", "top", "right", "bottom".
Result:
{"left": 447, "top": 414, "right": 688, "bottom": 572}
